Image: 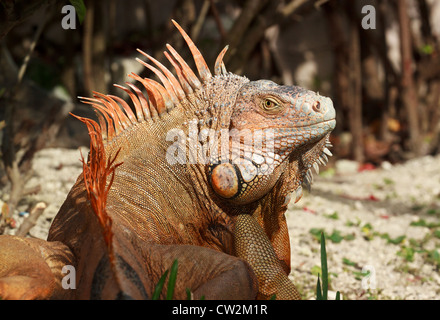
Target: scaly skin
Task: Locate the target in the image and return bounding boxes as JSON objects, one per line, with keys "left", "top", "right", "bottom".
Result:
{"left": 0, "top": 20, "right": 335, "bottom": 300}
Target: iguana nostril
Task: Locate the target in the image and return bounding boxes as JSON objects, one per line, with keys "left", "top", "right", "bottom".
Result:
{"left": 312, "top": 101, "right": 321, "bottom": 112}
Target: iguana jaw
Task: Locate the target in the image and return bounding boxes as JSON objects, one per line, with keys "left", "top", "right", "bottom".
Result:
{"left": 284, "top": 133, "right": 334, "bottom": 206}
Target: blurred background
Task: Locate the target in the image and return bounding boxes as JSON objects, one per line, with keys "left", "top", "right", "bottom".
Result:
{"left": 0, "top": 0, "right": 439, "bottom": 230}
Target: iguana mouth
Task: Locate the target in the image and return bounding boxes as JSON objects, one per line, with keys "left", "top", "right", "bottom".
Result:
{"left": 294, "top": 118, "right": 336, "bottom": 128}
{"left": 317, "top": 119, "right": 336, "bottom": 126}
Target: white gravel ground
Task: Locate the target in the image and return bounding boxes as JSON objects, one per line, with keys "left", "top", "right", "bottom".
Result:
{"left": 3, "top": 148, "right": 440, "bottom": 300}
{"left": 288, "top": 155, "right": 440, "bottom": 300}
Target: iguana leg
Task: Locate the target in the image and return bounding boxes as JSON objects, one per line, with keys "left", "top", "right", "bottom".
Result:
{"left": 233, "top": 214, "right": 301, "bottom": 300}
{"left": 0, "top": 235, "right": 75, "bottom": 300}
{"left": 141, "top": 243, "right": 258, "bottom": 300}
{"left": 67, "top": 226, "right": 258, "bottom": 300}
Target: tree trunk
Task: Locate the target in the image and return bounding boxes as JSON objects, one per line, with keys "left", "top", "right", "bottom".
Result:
{"left": 346, "top": 1, "right": 364, "bottom": 163}
{"left": 324, "top": 0, "right": 364, "bottom": 162}
{"left": 397, "top": 0, "right": 421, "bottom": 154}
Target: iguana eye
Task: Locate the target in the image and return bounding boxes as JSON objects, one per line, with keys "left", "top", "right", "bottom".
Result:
{"left": 262, "top": 98, "right": 280, "bottom": 111}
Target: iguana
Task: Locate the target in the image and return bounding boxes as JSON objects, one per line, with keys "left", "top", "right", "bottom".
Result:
{"left": 0, "top": 20, "right": 335, "bottom": 300}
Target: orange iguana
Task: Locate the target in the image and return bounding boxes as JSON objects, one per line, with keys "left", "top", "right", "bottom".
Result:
{"left": 0, "top": 20, "right": 335, "bottom": 300}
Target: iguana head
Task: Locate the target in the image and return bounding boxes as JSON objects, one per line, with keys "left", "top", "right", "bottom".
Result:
{"left": 207, "top": 78, "right": 335, "bottom": 207}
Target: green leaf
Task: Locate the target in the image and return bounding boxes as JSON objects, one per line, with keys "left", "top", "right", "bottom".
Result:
{"left": 311, "top": 265, "right": 322, "bottom": 277}
{"left": 342, "top": 258, "right": 356, "bottom": 267}
{"left": 310, "top": 228, "right": 324, "bottom": 236}
{"left": 387, "top": 235, "right": 406, "bottom": 245}
{"left": 426, "top": 208, "right": 440, "bottom": 215}
{"left": 428, "top": 250, "right": 440, "bottom": 266}
{"left": 410, "top": 219, "right": 427, "bottom": 227}
{"left": 316, "top": 274, "right": 322, "bottom": 300}
{"left": 361, "top": 223, "right": 375, "bottom": 240}
{"left": 345, "top": 218, "right": 361, "bottom": 227}
{"left": 397, "top": 246, "right": 415, "bottom": 262}
{"left": 327, "top": 230, "right": 344, "bottom": 243}
{"left": 185, "top": 288, "right": 192, "bottom": 300}
{"left": 315, "top": 232, "right": 342, "bottom": 300}
{"left": 320, "top": 232, "right": 328, "bottom": 300}
{"left": 421, "top": 44, "right": 434, "bottom": 55}
{"left": 152, "top": 269, "right": 169, "bottom": 300}
{"left": 166, "top": 259, "right": 178, "bottom": 300}
{"left": 410, "top": 219, "right": 440, "bottom": 228}
{"left": 335, "top": 291, "right": 341, "bottom": 300}
{"left": 69, "top": 0, "right": 86, "bottom": 24}
{"left": 325, "top": 211, "right": 339, "bottom": 220}
{"left": 353, "top": 270, "right": 369, "bottom": 280}
{"left": 309, "top": 228, "right": 324, "bottom": 242}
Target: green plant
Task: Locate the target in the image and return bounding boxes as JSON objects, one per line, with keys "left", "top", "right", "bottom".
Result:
{"left": 324, "top": 211, "right": 339, "bottom": 220}
{"left": 152, "top": 260, "right": 208, "bottom": 300}
{"left": 316, "top": 232, "right": 341, "bottom": 300}
{"left": 152, "top": 259, "right": 178, "bottom": 300}
{"left": 69, "top": 0, "right": 86, "bottom": 24}
{"left": 310, "top": 228, "right": 354, "bottom": 243}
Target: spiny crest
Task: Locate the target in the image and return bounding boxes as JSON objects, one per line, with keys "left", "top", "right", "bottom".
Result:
{"left": 71, "top": 114, "right": 122, "bottom": 260}
{"left": 78, "top": 20, "right": 230, "bottom": 143}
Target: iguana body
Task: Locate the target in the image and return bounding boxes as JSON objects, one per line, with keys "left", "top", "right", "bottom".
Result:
{"left": 0, "top": 21, "right": 335, "bottom": 300}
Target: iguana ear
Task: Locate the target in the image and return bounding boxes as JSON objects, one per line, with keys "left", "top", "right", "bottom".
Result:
{"left": 208, "top": 160, "right": 283, "bottom": 205}
{"left": 209, "top": 163, "right": 239, "bottom": 199}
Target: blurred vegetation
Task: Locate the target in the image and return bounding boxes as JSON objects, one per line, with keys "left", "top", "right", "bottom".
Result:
{"left": 0, "top": 0, "right": 439, "bottom": 229}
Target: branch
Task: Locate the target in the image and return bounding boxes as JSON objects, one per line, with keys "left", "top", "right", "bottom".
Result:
{"left": 191, "top": 0, "right": 210, "bottom": 42}
{"left": 15, "top": 202, "right": 47, "bottom": 237}
{"left": 209, "top": 0, "right": 226, "bottom": 42}
{"left": 222, "top": 0, "right": 270, "bottom": 64}
{"left": 281, "top": 0, "right": 309, "bottom": 18}
{"left": 0, "top": 0, "right": 57, "bottom": 40}
{"left": 226, "top": 0, "right": 311, "bottom": 74}
{"left": 1, "top": 11, "right": 48, "bottom": 228}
